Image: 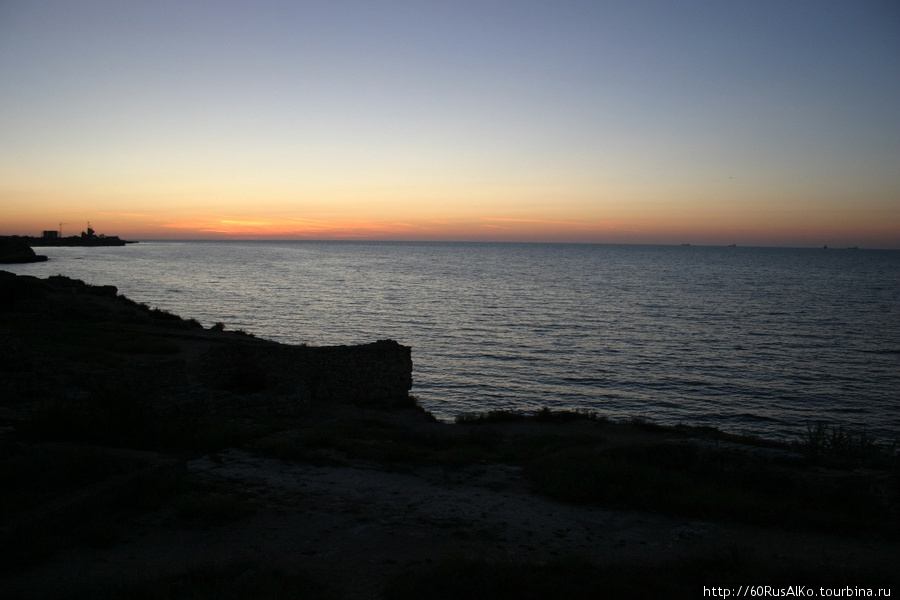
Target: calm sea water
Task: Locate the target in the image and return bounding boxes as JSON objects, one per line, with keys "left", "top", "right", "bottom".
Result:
{"left": 7, "top": 241, "right": 900, "bottom": 440}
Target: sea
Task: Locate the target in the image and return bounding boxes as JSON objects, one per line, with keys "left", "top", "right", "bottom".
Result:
{"left": 6, "top": 241, "right": 899, "bottom": 441}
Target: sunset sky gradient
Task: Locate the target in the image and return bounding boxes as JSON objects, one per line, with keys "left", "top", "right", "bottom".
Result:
{"left": 2, "top": 1, "right": 898, "bottom": 247}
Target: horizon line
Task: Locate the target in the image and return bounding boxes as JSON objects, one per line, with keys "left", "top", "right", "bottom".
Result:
{"left": 119, "top": 238, "right": 896, "bottom": 251}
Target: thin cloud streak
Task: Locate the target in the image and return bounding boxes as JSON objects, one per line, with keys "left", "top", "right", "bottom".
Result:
{"left": 483, "top": 217, "right": 592, "bottom": 227}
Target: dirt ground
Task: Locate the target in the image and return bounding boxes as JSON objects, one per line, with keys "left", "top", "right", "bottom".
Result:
{"left": 5, "top": 414, "right": 898, "bottom": 600}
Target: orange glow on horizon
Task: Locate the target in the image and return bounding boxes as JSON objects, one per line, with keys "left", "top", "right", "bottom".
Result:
{"left": 2, "top": 206, "right": 898, "bottom": 248}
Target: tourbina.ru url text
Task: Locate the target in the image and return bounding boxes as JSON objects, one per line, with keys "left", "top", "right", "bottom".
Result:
{"left": 704, "top": 586, "right": 892, "bottom": 597}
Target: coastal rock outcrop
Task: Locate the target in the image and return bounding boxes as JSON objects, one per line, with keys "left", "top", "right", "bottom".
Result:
{"left": 0, "top": 272, "right": 413, "bottom": 420}
{"left": 0, "top": 238, "right": 48, "bottom": 264}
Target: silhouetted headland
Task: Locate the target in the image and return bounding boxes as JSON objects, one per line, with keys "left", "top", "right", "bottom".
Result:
{"left": 0, "top": 238, "right": 48, "bottom": 263}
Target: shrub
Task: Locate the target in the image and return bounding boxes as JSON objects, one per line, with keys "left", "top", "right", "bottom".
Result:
{"left": 797, "top": 422, "right": 898, "bottom": 467}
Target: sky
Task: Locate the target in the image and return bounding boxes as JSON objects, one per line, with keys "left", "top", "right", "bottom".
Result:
{"left": 1, "top": 1, "right": 899, "bottom": 247}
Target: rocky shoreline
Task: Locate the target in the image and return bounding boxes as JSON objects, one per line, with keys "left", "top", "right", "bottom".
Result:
{"left": 0, "top": 271, "right": 412, "bottom": 418}
{"left": 1, "top": 272, "right": 898, "bottom": 599}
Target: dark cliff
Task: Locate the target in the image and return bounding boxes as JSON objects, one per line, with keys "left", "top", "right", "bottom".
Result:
{"left": 0, "top": 271, "right": 413, "bottom": 422}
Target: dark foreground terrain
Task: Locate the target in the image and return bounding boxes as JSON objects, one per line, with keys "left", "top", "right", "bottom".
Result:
{"left": 1, "top": 272, "right": 898, "bottom": 599}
